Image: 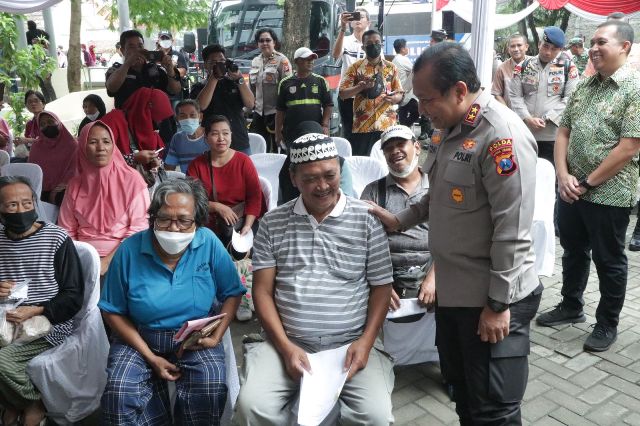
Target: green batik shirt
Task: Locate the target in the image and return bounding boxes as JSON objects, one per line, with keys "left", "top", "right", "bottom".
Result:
{"left": 560, "top": 63, "right": 640, "bottom": 207}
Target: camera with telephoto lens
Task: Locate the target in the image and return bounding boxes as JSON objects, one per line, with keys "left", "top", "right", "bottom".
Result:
{"left": 214, "top": 59, "right": 239, "bottom": 75}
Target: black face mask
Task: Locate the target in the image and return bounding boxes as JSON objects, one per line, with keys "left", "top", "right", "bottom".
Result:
{"left": 365, "top": 43, "right": 382, "bottom": 59}
{"left": 1, "top": 209, "right": 38, "bottom": 235}
{"left": 41, "top": 125, "right": 60, "bottom": 139}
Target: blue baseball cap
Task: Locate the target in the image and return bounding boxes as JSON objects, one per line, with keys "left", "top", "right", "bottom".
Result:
{"left": 543, "top": 26, "right": 565, "bottom": 48}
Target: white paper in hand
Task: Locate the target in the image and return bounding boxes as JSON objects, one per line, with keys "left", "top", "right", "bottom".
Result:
{"left": 298, "top": 344, "right": 350, "bottom": 426}
{"left": 231, "top": 229, "right": 254, "bottom": 253}
{"left": 386, "top": 298, "right": 427, "bottom": 319}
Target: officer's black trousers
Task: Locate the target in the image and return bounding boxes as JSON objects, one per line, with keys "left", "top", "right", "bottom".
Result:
{"left": 558, "top": 198, "right": 631, "bottom": 327}
{"left": 435, "top": 285, "right": 542, "bottom": 425}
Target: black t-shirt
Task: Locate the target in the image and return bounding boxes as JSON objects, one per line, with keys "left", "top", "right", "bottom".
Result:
{"left": 189, "top": 79, "right": 249, "bottom": 151}
{"left": 276, "top": 73, "right": 333, "bottom": 143}
{"left": 106, "top": 62, "right": 171, "bottom": 108}
{"left": 26, "top": 29, "right": 49, "bottom": 45}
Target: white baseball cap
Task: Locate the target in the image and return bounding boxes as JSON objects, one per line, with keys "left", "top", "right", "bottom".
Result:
{"left": 380, "top": 125, "right": 415, "bottom": 148}
{"left": 294, "top": 47, "right": 318, "bottom": 60}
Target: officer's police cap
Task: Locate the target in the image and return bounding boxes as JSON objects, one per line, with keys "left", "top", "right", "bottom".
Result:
{"left": 543, "top": 26, "right": 565, "bottom": 48}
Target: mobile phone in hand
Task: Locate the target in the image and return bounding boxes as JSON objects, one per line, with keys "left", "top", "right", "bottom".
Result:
{"left": 348, "top": 11, "right": 361, "bottom": 21}
{"left": 144, "top": 50, "right": 164, "bottom": 62}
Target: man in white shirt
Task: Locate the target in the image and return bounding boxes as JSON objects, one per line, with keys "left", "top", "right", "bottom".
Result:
{"left": 331, "top": 7, "right": 369, "bottom": 142}
{"left": 107, "top": 42, "right": 124, "bottom": 67}
{"left": 392, "top": 39, "right": 419, "bottom": 128}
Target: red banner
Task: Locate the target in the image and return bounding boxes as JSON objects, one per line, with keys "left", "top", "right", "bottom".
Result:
{"left": 436, "top": 0, "right": 450, "bottom": 12}
{"left": 540, "top": 0, "right": 640, "bottom": 14}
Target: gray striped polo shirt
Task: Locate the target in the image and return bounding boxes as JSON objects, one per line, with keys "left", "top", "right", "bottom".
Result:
{"left": 253, "top": 193, "right": 393, "bottom": 340}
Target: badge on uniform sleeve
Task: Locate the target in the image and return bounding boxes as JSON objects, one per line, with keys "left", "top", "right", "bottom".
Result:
{"left": 569, "top": 65, "right": 578, "bottom": 79}
{"left": 488, "top": 138, "right": 518, "bottom": 176}
{"left": 463, "top": 104, "right": 480, "bottom": 126}
{"left": 451, "top": 188, "right": 464, "bottom": 203}
{"left": 282, "top": 59, "right": 291, "bottom": 73}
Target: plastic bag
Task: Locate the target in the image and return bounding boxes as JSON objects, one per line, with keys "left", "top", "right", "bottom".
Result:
{"left": 0, "top": 307, "right": 16, "bottom": 347}
{"left": 14, "top": 315, "right": 51, "bottom": 344}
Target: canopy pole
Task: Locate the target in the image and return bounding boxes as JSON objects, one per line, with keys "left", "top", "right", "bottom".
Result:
{"left": 42, "top": 7, "right": 58, "bottom": 59}
{"left": 469, "top": 0, "right": 496, "bottom": 88}
{"left": 14, "top": 15, "right": 28, "bottom": 49}
{"left": 118, "top": 0, "right": 131, "bottom": 32}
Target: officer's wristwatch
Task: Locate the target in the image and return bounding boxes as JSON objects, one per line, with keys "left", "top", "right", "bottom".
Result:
{"left": 487, "top": 298, "right": 509, "bottom": 313}
{"left": 237, "top": 77, "right": 245, "bottom": 85}
{"left": 578, "top": 178, "right": 595, "bottom": 191}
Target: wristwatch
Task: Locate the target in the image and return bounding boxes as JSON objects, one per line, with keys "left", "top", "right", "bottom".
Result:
{"left": 237, "top": 77, "right": 245, "bottom": 85}
{"left": 487, "top": 298, "right": 509, "bottom": 313}
{"left": 578, "top": 178, "right": 595, "bottom": 190}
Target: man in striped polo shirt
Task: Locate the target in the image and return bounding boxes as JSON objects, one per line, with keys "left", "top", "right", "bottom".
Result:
{"left": 234, "top": 133, "right": 395, "bottom": 425}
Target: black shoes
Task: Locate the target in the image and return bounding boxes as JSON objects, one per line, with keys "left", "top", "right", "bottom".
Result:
{"left": 536, "top": 304, "right": 586, "bottom": 327}
{"left": 584, "top": 323, "right": 617, "bottom": 352}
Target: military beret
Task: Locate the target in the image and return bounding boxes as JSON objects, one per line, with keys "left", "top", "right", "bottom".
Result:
{"left": 543, "top": 26, "right": 565, "bottom": 48}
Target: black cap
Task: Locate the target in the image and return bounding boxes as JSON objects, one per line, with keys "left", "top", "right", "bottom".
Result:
{"left": 431, "top": 29, "right": 448, "bottom": 42}
{"left": 158, "top": 31, "right": 172, "bottom": 39}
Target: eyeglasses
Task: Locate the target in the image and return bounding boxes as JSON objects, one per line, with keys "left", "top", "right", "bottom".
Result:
{"left": 258, "top": 38, "right": 273, "bottom": 43}
{"left": 154, "top": 216, "right": 195, "bottom": 230}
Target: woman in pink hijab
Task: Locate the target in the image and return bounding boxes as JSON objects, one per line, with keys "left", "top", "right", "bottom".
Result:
{"left": 59, "top": 121, "right": 150, "bottom": 275}
{"left": 0, "top": 117, "right": 13, "bottom": 156}
{"left": 28, "top": 111, "right": 77, "bottom": 205}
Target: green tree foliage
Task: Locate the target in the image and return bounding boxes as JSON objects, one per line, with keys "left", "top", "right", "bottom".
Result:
{"left": 0, "top": 13, "right": 56, "bottom": 134}
{"left": 495, "top": 0, "right": 571, "bottom": 57}
{"left": 108, "top": 0, "right": 210, "bottom": 34}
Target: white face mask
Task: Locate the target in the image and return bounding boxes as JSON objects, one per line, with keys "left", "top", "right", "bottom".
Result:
{"left": 388, "top": 151, "right": 420, "bottom": 179}
{"left": 159, "top": 40, "right": 172, "bottom": 49}
{"left": 154, "top": 229, "right": 195, "bottom": 255}
{"left": 86, "top": 111, "right": 100, "bottom": 121}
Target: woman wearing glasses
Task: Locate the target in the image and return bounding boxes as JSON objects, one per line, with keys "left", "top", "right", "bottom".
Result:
{"left": 59, "top": 121, "right": 150, "bottom": 276}
{"left": 248, "top": 28, "right": 292, "bottom": 152}
{"left": 99, "top": 178, "right": 245, "bottom": 425}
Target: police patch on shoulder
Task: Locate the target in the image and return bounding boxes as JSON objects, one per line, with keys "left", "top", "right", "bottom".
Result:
{"left": 488, "top": 138, "right": 517, "bottom": 176}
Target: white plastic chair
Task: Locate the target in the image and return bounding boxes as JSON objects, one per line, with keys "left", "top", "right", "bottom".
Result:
{"left": 164, "top": 170, "right": 186, "bottom": 180}
{"left": 369, "top": 140, "right": 388, "bottom": 172}
{"left": 1, "top": 163, "right": 59, "bottom": 223}
{"left": 259, "top": 176, "right": 273, "bottom": 211}
{"left": 248, "top": 133, "right": 267, "bottom": 155}
{"left": 345, "top": 156, "right": 389, "bottom": 198}
{"left": 0, "top": 151, "right": 9, "bottom": 168}
{"left": 27, "top": 241, "right": 109, "bottom": 425}
{"left": 532, "top": 159, "right": 556, "bottom": 277}
{"left": 332, "top": 136, "right": 352, "bottom": 158}
{"left": 250, "top": 153, "right": 286, "bottom": 210}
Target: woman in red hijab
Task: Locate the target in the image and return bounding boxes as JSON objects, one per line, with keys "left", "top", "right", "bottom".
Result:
{"left": 59, "top": 121, "right": 150, "bottom": 275}
{"left": 28, "top": 111, "right": 77, "bottom": 205}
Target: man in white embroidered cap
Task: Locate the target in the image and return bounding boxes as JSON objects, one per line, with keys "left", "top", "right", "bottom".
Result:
{"left": 233, "top": 133, "right": 395, "bottom": 425}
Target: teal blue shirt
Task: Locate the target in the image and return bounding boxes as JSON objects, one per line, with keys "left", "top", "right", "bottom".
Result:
{"left": 99, "top": 227, "right": 245, "bottom": 329}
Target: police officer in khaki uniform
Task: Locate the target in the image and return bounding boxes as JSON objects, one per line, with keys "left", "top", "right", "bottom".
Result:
{"left": 249, "top": 28, "right": 293, "bottom": 152}
{"left": 370, "top": 42, "right": 542, "bottom": 424}
{"left": 509, "top": 26, "right": 579, "bottom": 165}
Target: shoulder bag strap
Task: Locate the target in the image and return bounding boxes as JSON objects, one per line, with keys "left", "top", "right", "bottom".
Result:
{"left": 208, "top": 151, "right": 218, "bottom": 202}
{"left": 377, "top": 176, "right": 387, "bottom": 209}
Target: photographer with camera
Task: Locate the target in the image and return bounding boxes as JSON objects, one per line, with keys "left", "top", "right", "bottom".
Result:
{"left": 106, "top": 30, "right": 181, "bottom": 109}
{"left": 190, "top": 44, "right": 254, "bottom": 154}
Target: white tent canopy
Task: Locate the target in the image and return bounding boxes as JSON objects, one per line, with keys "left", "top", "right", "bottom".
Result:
{"left": 0, "top": 0, "right": 62, "bottom": 14}
{"left": 444, "top": 0, "right": 540, "bottom": 30}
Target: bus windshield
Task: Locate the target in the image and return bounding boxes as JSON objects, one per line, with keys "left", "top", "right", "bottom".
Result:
{"left": 209, "top": 0, "right": 332, "bottom": 60}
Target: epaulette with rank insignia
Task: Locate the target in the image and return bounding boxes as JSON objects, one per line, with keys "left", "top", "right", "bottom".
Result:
{"left": 463, "top": 103, "right": 480, "bottom": 126}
